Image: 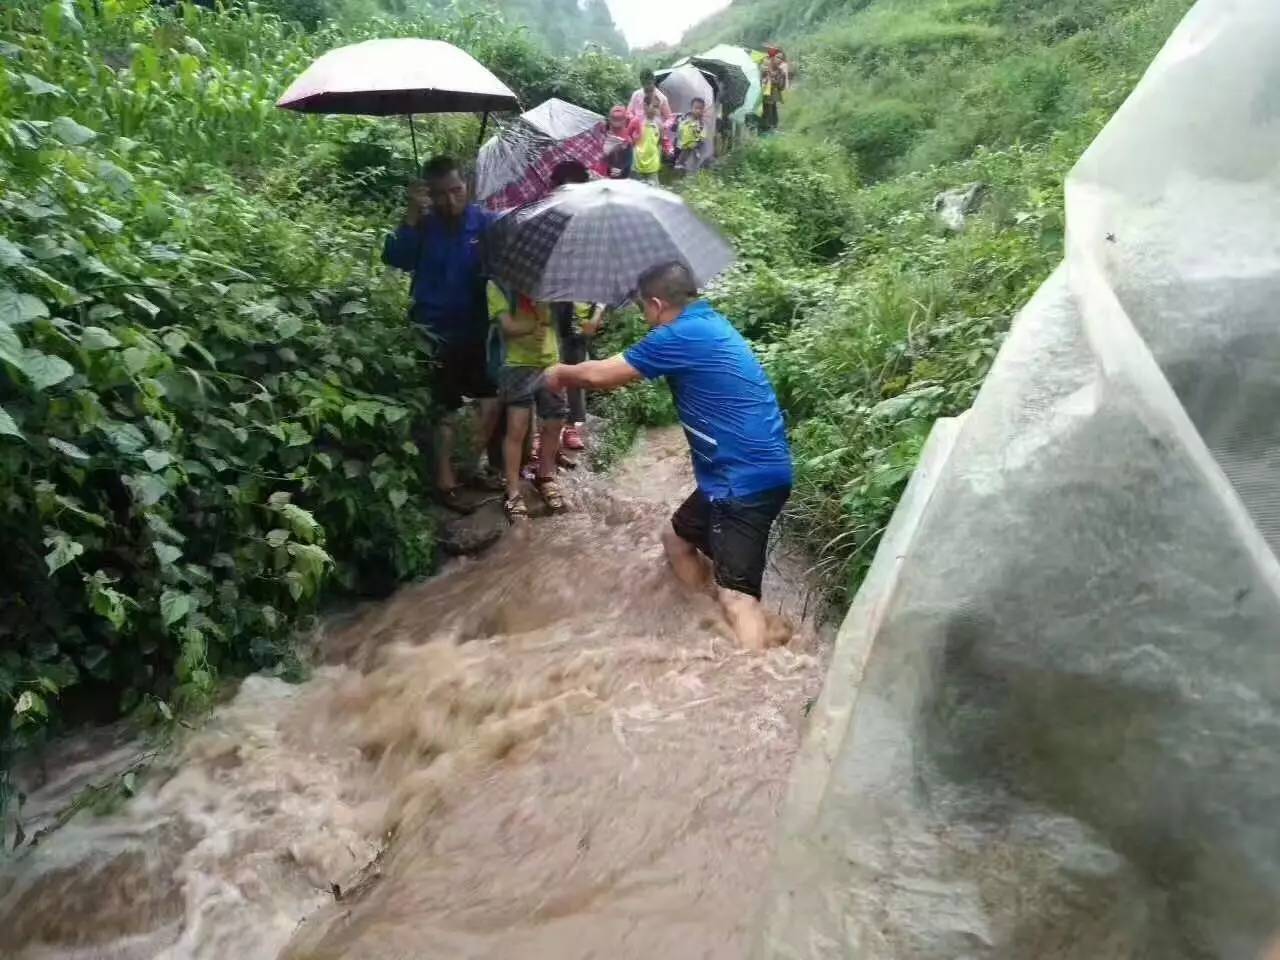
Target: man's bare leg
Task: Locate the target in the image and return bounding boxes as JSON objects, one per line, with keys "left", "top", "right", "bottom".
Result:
{"left": 476, "top": 397, "right": 501, "bottom": 471}
{"left": 661, "top": 524, "right": 712, "bottom": 591}
{"left": 435, "top": 417, "right": 459, "bottom": 491}
{"left": 503, "top": 406, "right": 531, "bottom": 499}
{"left": 718, "top": 587, "right": 769, "bottom": 651}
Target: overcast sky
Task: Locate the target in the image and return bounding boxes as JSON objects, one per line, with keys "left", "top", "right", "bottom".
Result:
{"left": 606, "top": 0, "right": 732, "bottom": 49}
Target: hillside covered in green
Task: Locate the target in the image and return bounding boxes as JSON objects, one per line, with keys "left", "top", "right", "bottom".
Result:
{"left": 666, "top": 0, "right": 1195, "bottom": 594}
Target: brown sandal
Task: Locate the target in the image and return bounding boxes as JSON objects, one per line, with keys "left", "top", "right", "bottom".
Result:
{"left": 533, "top": 476, "right": 566, "bottom": 513}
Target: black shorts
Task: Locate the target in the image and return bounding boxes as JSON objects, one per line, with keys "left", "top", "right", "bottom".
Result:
{"left": 670, "top": 485, "right": 790, "bottom": 599}
{"left": 421, "top": 334, "right": 497, "bottom": 412}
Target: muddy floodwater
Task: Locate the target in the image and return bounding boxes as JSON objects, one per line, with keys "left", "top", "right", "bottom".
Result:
{"left": 0, "top": 427, "right": 832, "bottom": 960}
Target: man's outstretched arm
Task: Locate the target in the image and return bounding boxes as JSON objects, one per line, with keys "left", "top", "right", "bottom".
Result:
{"left": 545, "top": 355, "right": 642, "bottom": 393}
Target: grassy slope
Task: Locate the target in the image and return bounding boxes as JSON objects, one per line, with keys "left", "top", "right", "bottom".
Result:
{"left": 668, "top": 0, "right": 1195, "bottom": 598}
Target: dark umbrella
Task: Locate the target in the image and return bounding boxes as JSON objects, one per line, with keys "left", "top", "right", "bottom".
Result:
{"left": 482, "top": 179, "right": 734, "bottom": 305}
{"left": 276, "top": 38, "right": 520, "bottom": 165}
{"left": 664, "top": 54, "right": 751, "bottom": 114}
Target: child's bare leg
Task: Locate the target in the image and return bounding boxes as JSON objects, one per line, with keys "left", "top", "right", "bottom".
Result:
{"left": 503, "top": 406, "right": 531, "bottom": 498}
{"left": 661, "top": 524, "right": 713, "bottom": 591}
{"left": 537, "top": 418, "right": 564, "bottom": 481}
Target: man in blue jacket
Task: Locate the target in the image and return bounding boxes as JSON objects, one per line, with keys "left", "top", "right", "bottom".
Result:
{"left": 383, "top": 156, "right": 499, "bottom": 504}
{"left": 545, "top": 261, "right": 793, "bottom": 650}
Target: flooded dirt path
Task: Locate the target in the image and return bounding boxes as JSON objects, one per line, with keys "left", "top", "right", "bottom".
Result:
{"left": 1, "top": 427, "right": 831, "bottom": 960}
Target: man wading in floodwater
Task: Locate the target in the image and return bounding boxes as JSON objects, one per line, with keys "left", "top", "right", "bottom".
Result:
{"left": 544, "top": 261, "right": 793, "bottom": 650}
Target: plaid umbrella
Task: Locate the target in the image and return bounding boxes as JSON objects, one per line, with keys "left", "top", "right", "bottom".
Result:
{"left": 476, "top": 99, "right": 608, "bottom": 211}
{"left": 482, "top": 179, "right": 734, "bottom": 305}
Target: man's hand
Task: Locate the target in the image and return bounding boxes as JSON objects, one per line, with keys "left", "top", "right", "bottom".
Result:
{"left": 404, "top": 181, "right": 429, "bottom": 227}
{"left": 580, "top": 305, "right": 605, "bottom": 337}
{"left": 543, "top": 363, "right": 569, "bottom": 393}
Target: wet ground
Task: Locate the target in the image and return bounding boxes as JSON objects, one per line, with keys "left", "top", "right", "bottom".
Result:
{"left": 0, "top": 426, "right": 832, "bottom": 960}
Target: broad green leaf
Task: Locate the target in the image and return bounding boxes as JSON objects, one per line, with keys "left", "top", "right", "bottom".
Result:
{"left": 48, "top": 437, "right": 90, "bottom": 461}
{"left": 124, "top": 473, "right": 169, "bottom": 506}
{"left": 161, "top": 330, "right": 188, "bottom": 354}
{"left": 80, "top": 326, "right": 121, "bottom": 351}
{"left": 0, "top": 405, "right": 21, "bottom": 439}
{"left": 0, "top": 288, "right": 50, "bottom": 325}
{"left": 389, "top": 488, "right": 409, "bottom": 510}
{"left": 21, "top": 73, "right": 64, "bottom": 97}
{"left": 122, "top": 293, "right": 159, "bottom": 318}
{"left": 102, "top": 421, "right": 148, "bottom": 452}
{"left": 0, "top": 239, "right": 29, "bottom": 268}
{"left": 88, "top": 303, "right": 123, "bottom": 322}
{"left": 153, "top": 542, "right": 182, "bottom": 566}
{"left": 20, "top": 350, "right": 75, "bottom": 390}
{"left": 122, "top": 346, "right": 153, "bottom": 374}
{"left": 43, "top": 531, "right": 84, "bottom": 574}
{"left": 275, "top": 314, "right": 303, "bottom": 339}
{"left": 265, "top": 528, "right": 291, "bottom": 548}
{"left": 144, "top": 511, "right": 185, "bottom": 543}
{"left": 339, "top": 300, "right": 368, "bottom": 316}
{"left": 142, "top": 449, "right": 173, "bottom": 471}
{"left": 0, "top": 324, "right": 23, "bottom": 368}
{"left": 50, "top": 116, "right": 97, "bottom": 146}
{"left": 277, "top": 502, "right": 321, "bottom": 543}
{"left": 95, "top": 160, "right": 134, "bottom": 196}
{"left": 159, "top": 588, "right": 194, "bottom": 627}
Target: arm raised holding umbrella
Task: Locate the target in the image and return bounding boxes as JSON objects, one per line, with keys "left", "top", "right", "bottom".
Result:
{"left": 545, "top": 262, "right": 794, "bottom": 652}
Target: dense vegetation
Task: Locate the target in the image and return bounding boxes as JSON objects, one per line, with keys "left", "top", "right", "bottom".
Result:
{"left": 0, "top": 0, "right": 630, "bottom": 782}
{"left": 664, "top": 0, "right": 1195, "bottom": 595}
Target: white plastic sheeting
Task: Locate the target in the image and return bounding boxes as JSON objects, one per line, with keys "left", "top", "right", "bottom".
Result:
{"left": 757, "top": 1, "right": 1280, "bottom": 958}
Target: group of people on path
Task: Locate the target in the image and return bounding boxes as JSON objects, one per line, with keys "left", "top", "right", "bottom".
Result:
{"left": 382, "top": 77, "right": 795, "bottom": 649}
{"left": 599, "top": 69, "right": 711, "bottom": 182}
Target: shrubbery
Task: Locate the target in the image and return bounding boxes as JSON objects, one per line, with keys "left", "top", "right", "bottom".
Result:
{"left": 0, "top": 0, "right": 630, "bottom": 769}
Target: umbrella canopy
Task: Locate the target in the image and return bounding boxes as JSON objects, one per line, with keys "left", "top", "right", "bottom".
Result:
{"left": 658, "top": 64, "right": 716, "bottom": 116}
{"left": 482, "top": 179, "right": 734, "bottom": 305}
{"left": 700, "top": 44, "right": 762, "bottom": 121}
{"left": 475, "top": 98, "right": 607, "bottom": 211}
{"left": 669, "top": 54, "right": 751, "bottom": 114}
{"left": 276, "top": 38, "right": 519, "bottom": 115}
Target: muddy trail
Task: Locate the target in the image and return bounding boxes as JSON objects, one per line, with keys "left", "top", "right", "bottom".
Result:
{"left": 0, "top": 427, "right": 832, "bottom": 960}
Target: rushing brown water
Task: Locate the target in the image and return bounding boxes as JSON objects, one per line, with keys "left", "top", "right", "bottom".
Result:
{"left": 0, "top": 427, "right": 830, "bottom": 960}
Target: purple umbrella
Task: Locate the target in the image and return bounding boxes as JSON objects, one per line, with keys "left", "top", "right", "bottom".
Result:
{"left": 276, "top": 38, "right": 520, "bottom": 164}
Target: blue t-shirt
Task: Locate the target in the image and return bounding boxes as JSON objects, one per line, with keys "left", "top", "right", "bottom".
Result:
{"left": 382, "top": 204, "right": 493, "bottom": 344}
{"left": 625, "top": 301, "right": 793, "bottom": 500}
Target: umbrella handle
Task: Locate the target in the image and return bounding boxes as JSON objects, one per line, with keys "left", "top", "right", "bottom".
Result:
{"left": 409, "top": 114, "right": 419, "bottom": 170}
{"left": 477, "top": 111, "right": 490, "bottom": 151}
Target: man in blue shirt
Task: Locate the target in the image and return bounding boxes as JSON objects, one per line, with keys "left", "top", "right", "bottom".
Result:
{"left": 545, "top": 261, "right": 793, "bottom": 650}
{"left": 383, "top": 156, "right": 500, "bottom": 504}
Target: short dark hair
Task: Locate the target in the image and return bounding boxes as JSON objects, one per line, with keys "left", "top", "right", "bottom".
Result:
{"left": 550, "top": 160, "right": 590, "bottom": 187}
{"left": 691, "top": 97, "right": 706, "bottom": 108}
{"left": 637, "top": 260, "right": 698, "bottom": 307}
{"left": 640, "top": 68, "right": 656, "bottom": 85}
{"left": 421, "top": 155, "right": 460, "bottom": 181}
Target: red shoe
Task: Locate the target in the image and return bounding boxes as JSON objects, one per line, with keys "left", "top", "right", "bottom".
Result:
{"left": 562, "top": 425, "right": 585, "bottom": 451}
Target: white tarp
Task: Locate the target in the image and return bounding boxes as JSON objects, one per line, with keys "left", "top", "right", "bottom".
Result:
{"left": 757, "top": 1, "right": 1280, "bottom": 958}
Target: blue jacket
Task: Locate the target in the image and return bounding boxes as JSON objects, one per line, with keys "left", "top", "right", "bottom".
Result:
{"left": 382, "top": 204, "right": 492, "bottom": 344}
{"left": 625, "top": 301, "right": 793, "bottom": 500}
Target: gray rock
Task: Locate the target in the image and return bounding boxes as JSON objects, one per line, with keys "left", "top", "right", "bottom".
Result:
{"left": 437, "top": 500, "right": 507, "bottom": 556}
{"left": 933, "top": 181, "right": 988, "bottom": 231}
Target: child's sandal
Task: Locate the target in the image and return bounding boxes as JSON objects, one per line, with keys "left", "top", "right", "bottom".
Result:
{"left": 504, "top": 494, "right": 529, "bottom": 521}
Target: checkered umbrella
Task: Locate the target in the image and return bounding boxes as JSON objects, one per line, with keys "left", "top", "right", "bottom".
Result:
{"left": 482, "top": 179, "right": 734, "bottom": 305}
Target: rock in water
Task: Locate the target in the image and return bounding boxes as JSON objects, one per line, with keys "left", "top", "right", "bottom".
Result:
{"left": 758, "top": 3, "right": 1280, "bottom": 959}
{"left": 438, "top": 500, "right": 507, "bottom": 556}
